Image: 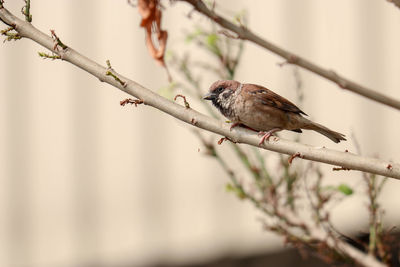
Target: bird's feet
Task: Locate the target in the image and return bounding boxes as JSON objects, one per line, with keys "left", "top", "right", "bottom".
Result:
{"left": 258, "top": 128, "right": 281, "bottom": 145}
{"left": 230, "top": 122, "right": 242, "bottom": 131}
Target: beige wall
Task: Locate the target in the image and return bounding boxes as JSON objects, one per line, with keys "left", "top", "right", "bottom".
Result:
{"left": 1, "top": 0, "right": 400, "bottom": 266}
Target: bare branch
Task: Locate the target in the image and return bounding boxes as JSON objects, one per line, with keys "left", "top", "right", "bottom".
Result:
{"left": 178, "top": 0, "right": 400, "bottom": 111}
{"left": 386, "top": 0, "right": 400, "bottom": 9}
{"left": 315, "top": 229, "right": 386, "bottom": 267}
{"left": 1, "top": 7, "right": 400, "bottom": 180}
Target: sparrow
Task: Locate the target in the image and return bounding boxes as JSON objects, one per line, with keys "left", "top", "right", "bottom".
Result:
{"left": 203, "top": 80, "right": 346, "bottom": 144}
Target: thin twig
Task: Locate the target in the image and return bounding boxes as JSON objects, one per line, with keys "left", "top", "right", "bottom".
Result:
{"left": 179, "top": 0, "right": 400, "bottom": 111}
{"left": 174, "top": 94, "right": 191, "bottom": 108}
{"left": 1, "top": 26, "right": 21, "bottom": 41}
{"left": 38, "top": 51, "right": 61, "bottom": 60}
{"left": 105, "top": 59, "right": 127, "bottom": 88}
{"left": 21, "top": 0, "right": 32, "bottom": 22}
{"left": 120, "top": 98, "right": 144, "bottom": 106}
{"left": 352, "top": 133, "right": 388, "bottom": 261}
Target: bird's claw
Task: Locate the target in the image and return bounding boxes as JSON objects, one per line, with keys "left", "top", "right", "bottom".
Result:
{"left": 230, "top": 122, "right": 241, "bottom": 131}
{"left": 258, "top": 128, "right": 281, "bottom": 146}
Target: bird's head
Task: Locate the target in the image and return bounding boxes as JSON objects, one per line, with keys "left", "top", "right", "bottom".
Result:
{"left": 203, "top": 80, "right": 242, "bottom": 118}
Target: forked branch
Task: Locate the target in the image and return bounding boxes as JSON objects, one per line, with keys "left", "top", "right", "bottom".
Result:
{"left": 178, "top": 0, "right": 400, "bottom": 111}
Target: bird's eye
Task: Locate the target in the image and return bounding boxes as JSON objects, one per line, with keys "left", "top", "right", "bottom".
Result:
{"left": 216, "top": 86, "right": 225, "bottom": 93}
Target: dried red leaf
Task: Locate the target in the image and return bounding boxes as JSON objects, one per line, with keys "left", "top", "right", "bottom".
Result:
{"left": 137, "top": 0, "right": 168, "bottom": 66}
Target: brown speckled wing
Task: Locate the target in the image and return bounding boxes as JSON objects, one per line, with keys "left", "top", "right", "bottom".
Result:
{"left": 244, "top": 84, "right": 307, "bottom": 116}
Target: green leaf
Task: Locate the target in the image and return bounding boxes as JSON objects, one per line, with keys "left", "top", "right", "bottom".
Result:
{"left": 337, "top": 184, "right": 353, "bottom": 196}
{"left": 322, "top": 184, "right": 353, "bottom": 196}
{"left": 225, "top": 183, "right": 246, "bottom": 199}
{"left": 225, "top": 183, "right": 235, "bottom": 192}
{"left": 206, "top": 33, "right": 218, "bottom": 48}
{"left": 185, "top": 28, "right": 203, "bottom": 44}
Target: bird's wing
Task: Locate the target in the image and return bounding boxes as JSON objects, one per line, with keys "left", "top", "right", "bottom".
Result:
{"left": 244, "top": 84, "right": 307, "bottom": 115}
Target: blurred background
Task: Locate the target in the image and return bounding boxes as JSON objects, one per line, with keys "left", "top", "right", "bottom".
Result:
{"left": 1, "top": 0, "right": 400, "bottom": 266}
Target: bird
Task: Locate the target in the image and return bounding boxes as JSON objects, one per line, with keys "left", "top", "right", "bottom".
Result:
{"left": 203, "top": 80, "right": 346, "bottom": 145}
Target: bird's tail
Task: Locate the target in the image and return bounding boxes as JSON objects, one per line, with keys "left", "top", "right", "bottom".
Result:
{"left": 302, "top": 120, "right": 346, "bottom": 143}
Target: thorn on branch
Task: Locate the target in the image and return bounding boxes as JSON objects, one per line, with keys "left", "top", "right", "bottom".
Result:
{"left": 288, "top": 152, "right": 302, "bottom": 164}
{"left": 277, "top": 55, "right": 299, "bottom": 67}
{"left": 1, "top": 27, "right": 21, "bottom": 42}
{"left": 387, "top": 164, "right": 393, "bottom": 170}
{"left": 211, "top": 0, "right": 216, "bottom": 12}
{"left": 329, "top": 70, "right": 348, "bottom": 89}
{"left": 105, "top": 60, "right": 127, "bottom": 88}
{"left": 190, "top": 118, "right": 197, "bottom": 125}
{"left": 120, "top": 98, "right": 144, "bottom": 107}
{"left": 21, "top": 0, "right": 32, "bottom": 22}
{"left": 50, "top": 29, "right": 68, "bottom": 51}
{"left": 38, "top": 51, "right": 61, "bottom": 60}
{"left": 174, "top": 94, "right": 190, "bottom": 108}
{"left": 332, "top": 166, "right": 351, "bottom": 171}
{"left": 208, "top": 0, "right": 221, "bottom": 22}
{"left": 218, "top": 29, "right": 241, "bottom": 39}
{"left": 186, "top": 8, "right": 195, "bottom": 18}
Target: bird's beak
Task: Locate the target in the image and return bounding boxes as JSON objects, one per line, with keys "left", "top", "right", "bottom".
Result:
{"left": 203, "top": 92, "right": 216, "bottom": 100}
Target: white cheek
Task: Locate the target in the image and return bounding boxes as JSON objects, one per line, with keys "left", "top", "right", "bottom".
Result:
{"left": 218, "top": 95, "right": 230, "bottom": 109}
{"left": 223, "top": 100, "right": 231, "bottom": 110}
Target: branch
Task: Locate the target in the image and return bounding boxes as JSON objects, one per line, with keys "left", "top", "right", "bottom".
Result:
{"left": 1, "top": 7, "right": 400, "bottom": 180}
{"left": 314, "top": 228, "right": 386, "bottom": 267}
{"left": 387, "top": 0, "right": 400, "bottom": 9}
{"left": 178, "top": 0, "right": 400, "bottom": 111}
